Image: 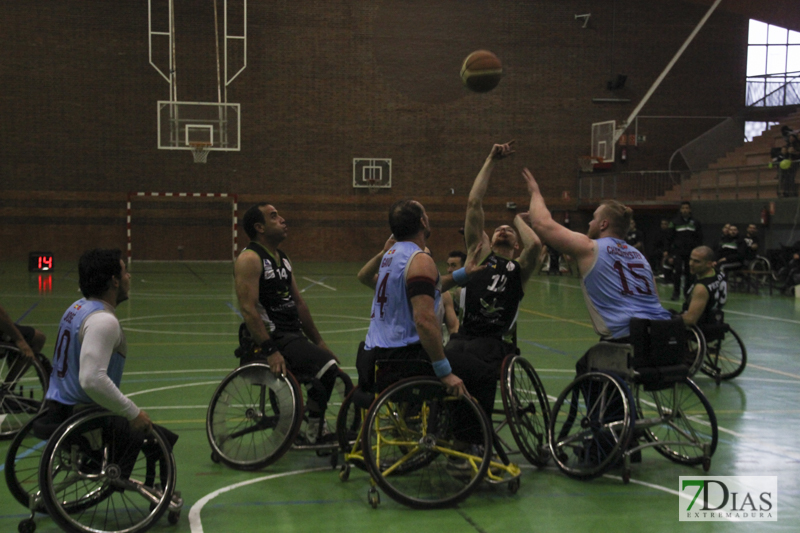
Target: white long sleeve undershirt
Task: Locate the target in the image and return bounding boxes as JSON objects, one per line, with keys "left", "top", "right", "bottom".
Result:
{"left": 77, "top": 311, "right": 140, "bottom": 420}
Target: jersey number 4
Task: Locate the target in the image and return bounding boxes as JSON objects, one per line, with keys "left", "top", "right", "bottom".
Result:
{"left": 375, "top": 273, "right": 390, "bottom": 318}
{"left": 612, "top": 261, "right": 653, "bottom": 296}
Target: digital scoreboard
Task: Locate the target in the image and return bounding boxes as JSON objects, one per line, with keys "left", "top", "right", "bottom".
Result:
{"left": 28, "top": 252, "right": 54, "bottom": 272}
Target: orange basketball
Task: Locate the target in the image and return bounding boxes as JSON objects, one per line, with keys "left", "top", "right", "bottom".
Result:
{"left": 460, "top": 50, "right": 503, "bottom": 93}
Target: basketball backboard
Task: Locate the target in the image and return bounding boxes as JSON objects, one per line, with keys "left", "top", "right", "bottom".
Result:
{"left": 591, "top": 120, "right": 616, "bottom": 163}
{"left": 353, "top": 158, "right": 392, "bottom": 189}
{"left": 157, "top": 101, "right": 241, "bottom": 151}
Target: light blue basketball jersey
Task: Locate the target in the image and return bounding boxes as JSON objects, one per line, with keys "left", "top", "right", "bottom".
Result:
{"left": 581, "top": 237, "right": 671, "bottom": 339}
{"left": 46, "top": 298, "right": 127, "bottom": 406}
{"left": 365, "top": 241, "right": 441, "bottom": 349}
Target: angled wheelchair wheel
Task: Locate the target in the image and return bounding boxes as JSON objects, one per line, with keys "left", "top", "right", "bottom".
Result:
{"left": 500, "top": 355, "right": 551, "bottom": 467}
{"left": 0, "top": 344, "right": 49, "bottom": 440}
{"left": 635, "top": 378, "right": 718, "bottom": 465}
{"left": 39, "top": 408, "right": 177, "bottom": 533}
{"left": 361, "top": 377, "right": 492, "bottom": 509}
{"left": 207, "top": 362, "right": 303, "bottom": 470}
{"left": 336, "top": 386, "right": 369, "bottom": 472}
{"left": 549, "top": 372, "right": 634, "bottom": 481}
{"left": 4, "top": 410, "right": 49, "bottom": 511}
{"left": 685, "top": 326, "right": 706, "bottom": 377}
{"left": 701, "top": 326, "right": 747, "bottom": 381}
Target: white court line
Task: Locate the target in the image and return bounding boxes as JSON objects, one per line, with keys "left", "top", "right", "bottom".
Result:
{"left": 122, "top": 328, "right": 236, "bottom": 336}
{"left": 301, "top": 277, "right": 337, "bottom": 291}
{"left": 127, "top": 381, "right": 220, "bottom": 397}
{"left": 601, "top": 474, "right": 738, "bottom": 523}
{"left": 120, "top": 312, "right": 234, "bottom": 323}
{"left": 189, "top": 468, "right": 329, "bottom": 533}
{"left": 743, "top": 363, "right": 800, "bottom": 380}
{"left": 723, "top": 309, "right": 800, "bottom": 325}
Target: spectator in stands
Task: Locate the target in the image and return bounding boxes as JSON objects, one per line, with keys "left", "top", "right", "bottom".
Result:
{"left": 625, "top": 218, "right": 644, "bottom": 253}
{"left": 743, "top": 224, "right": 760, "bottom": 264}
{"left": 716, "top": 224, "right": 746, "bottom": 276}
{"left": 651, "top": 218, "right": 671, "bottom": 280}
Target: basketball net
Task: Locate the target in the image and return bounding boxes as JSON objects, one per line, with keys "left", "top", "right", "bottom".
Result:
{"left": 190, "top": 142, "right": 212, "bottom": 164}
{"left": 367, "top": 178, "right": 379, "bottom": 194}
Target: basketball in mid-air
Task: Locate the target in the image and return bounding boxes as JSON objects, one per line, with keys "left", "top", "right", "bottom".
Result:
{"left": 460, "top": 50, "right": 503, "bottom": 93}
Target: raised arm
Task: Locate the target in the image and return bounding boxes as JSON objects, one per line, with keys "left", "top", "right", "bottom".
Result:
{"left": 513, "top": 212, "right": 543, "bottom": 284}
{"left": 464, "top": 142, "right": 515, "bottom": 252}
{"left": 522, "top": 167, "right": 596, "bottom": 274}
{"left": 357, "top": 235, "right": 396, "bottom": 289}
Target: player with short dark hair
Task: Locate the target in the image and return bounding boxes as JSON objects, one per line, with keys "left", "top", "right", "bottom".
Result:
{"left": 440, "top": 142, "right": 542, "bottom": 421}
{"left": 41, "top": 249, "right": 151, "bottom": 433}
{"left": 236, "top": 203, "right": 340, "bottom": 443}
{"left": 666, "top": 202, "right": 703, "bottom": 301}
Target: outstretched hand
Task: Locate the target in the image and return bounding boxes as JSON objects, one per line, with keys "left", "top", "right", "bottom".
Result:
{"left": 489, "top": 140, "right": 515, "bottom": 160}
{"left": 521, "top": 167, "right": 540, "bottom": 194}
{"left": 383, "top": 234, "right": 397, "bottom": 252}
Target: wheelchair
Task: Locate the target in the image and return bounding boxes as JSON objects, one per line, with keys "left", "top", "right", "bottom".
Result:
{"left": 336, "top": 351, "right": 551, "bottom": 509}
{"left": 5, "top": 406, "right": 182, "bottom": 533}
{"left": 549, "top": 317, "right": 718, "bottom": 484}
{"left": 206, "top": 361, "right": 353, "bottom": 470}
{"left": 0, "top": 342, "right": 49, "bottom": 439}
{"left": 690, "top": 311, "right": 747, "bottom": 384}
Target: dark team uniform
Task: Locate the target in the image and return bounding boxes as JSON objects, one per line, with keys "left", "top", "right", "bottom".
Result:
{"left": 459, "top": 252, "right": 524, "bottom": 342}
{"left": 683, "top": 270, "right": 727, "bottom": 326}
{"left": 245, "top": 242, "right": 302, "bottom": 333}
{"left": 446, "top": 252, "right": 524, "bottom": 420}
{"left": 667, "top": 215, "right": 703, "bottom": 299}
{"left": 743, "top": 233, "right": 759, "bottom": 262}
{"left": 241, "top": 242, "right": 337, "bottom": 418}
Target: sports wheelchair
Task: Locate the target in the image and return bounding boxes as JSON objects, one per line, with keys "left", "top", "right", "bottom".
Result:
{"left": 206, "top": 324, "right": 354, "bottom": 470}
{"left": 689, "top": 311, "right": 747, "bottom": 384}
{"left": 206, "top": 361, "right": 353, "bottom": 470}
{"left": 5, "top": 406, "right": 182, "bottom": 533}
{"left": 336, "top": 350, "right": 551, "bottom": 509}
{"left": 1, "top": 342, "right": 50, "bottom": 439}
{"left": 549, "top": 317, "right": 718, "bottom": 483}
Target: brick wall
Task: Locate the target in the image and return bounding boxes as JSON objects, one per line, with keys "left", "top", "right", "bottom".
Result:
{"left": 0, "top": 0, "right": 748, "bottom": 262}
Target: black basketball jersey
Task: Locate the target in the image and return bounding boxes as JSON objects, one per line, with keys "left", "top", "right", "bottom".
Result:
{"left": 244, "top": 242, "right": 302, "bottom": 332}
{"left": 460, "top": 252, "right": 524, "bottom": 340}
{"left": 684, "top": 269, "right": 727, "bottom": 325}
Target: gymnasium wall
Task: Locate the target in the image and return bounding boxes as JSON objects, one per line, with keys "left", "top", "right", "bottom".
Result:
{"left": 0, "top": 0, "right": 748, "bottom": 263}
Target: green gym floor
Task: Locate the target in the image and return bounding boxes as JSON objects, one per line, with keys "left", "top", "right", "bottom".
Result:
{"left": 1, "top": 261, "right": 799, "bottom": 532}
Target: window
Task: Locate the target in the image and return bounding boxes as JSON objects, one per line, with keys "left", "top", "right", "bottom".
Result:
{"left": 746, "top": 20, "right": 800, "bottom": 107}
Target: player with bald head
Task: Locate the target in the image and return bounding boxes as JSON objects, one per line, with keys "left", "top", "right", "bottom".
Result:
{"left": 681, "top": 245, "right": 727, "bottom": 327}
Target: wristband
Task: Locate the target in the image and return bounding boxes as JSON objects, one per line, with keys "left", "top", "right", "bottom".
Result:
{"left": 260, "top": 339, "right": 279, "bottom": 356}
{"left": 432, "top": 358, "right": 452, "bottom": 378}
{"left": 452, "top": 267, "right": 469, "bottom": 286}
